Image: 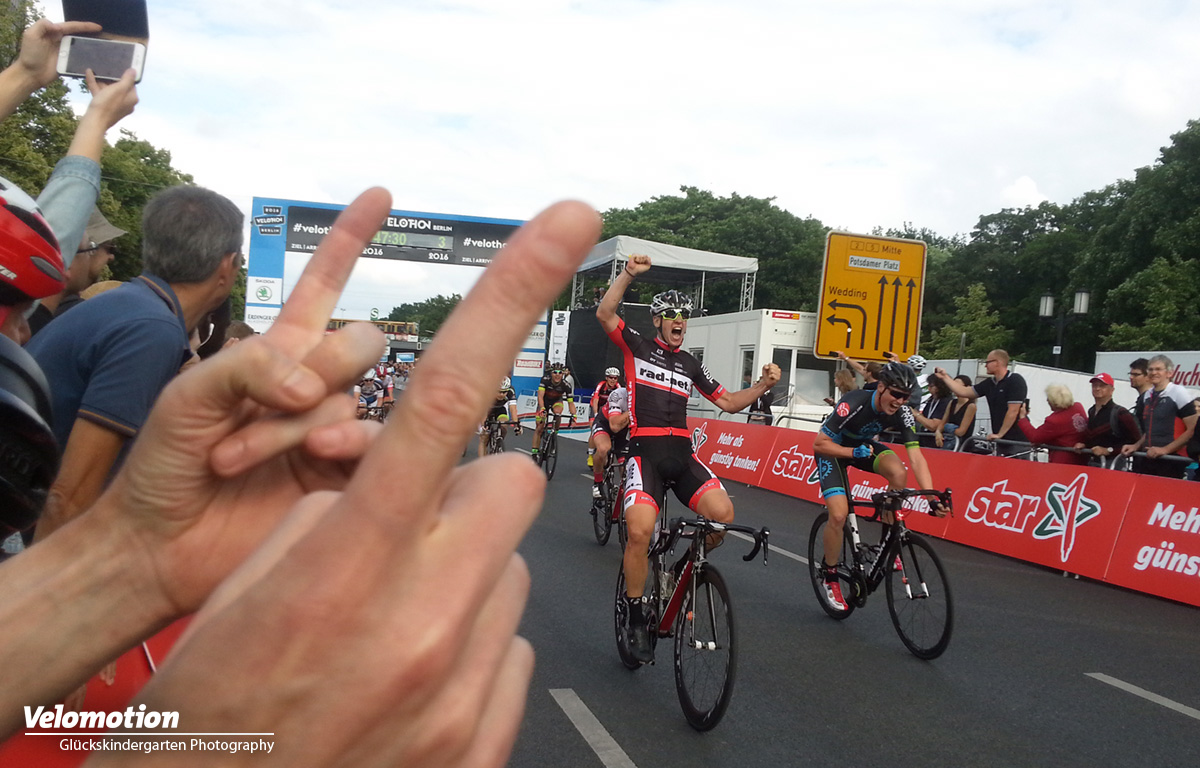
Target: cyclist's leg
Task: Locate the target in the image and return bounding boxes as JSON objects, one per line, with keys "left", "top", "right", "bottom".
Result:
{"left": 532, "top": 410, "right": 545, "bottom": 451}
{"left": 817, "top": 455, "right": 853, "bottom": 568}
{"left": 621, "top": 453, "right": 664, "bottom": 598}
{"left": 873, "top": 445, "right": 906, "bottom": 526}
{"left": 593, "top": 428, "right": 613, "bottom": 485}
{"left": 477, "top": 421, "right": 488, "bottom": 458}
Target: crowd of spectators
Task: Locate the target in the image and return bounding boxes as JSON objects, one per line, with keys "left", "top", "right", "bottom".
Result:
{"left": 1, "top": 18, "right": 600, "bottom": 768}
{"left": 832, "top": 349, "right": 1197, "bottom": 479}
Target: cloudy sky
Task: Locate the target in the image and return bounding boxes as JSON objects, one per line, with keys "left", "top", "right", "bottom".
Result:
{"left": 49, "top": 0, "right": 1200, "bottom": 318}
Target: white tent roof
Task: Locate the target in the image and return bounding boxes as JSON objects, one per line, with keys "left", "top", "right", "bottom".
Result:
{"left": 579, "top": 236, "right": 758, "bottom": 276}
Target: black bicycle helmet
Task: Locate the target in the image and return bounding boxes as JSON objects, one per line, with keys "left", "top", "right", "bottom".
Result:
{"left": 650, "top": 290, "right": 693, "bottom": 317}
{"left": 875, "top": 362, "right": 918, "bottom": 394}
{"left": 0, "top": 333, "right": 58, "bottom": 533}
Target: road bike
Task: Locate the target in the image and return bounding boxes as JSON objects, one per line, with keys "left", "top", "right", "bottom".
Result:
{"left": 591, "top": 440, "right": 628, "bottom": 547}
{"left": 482, "top": 415, "right": 521, "bottom": 456}
{"left": 357, "top": 403, "right": 386, "bottom": 422}
{"left": 807, "top": 488, "right": 954, "bottom": 659}
{"left": 614, "top": 504, "right": 769, "bottom": 731}
{"left": 533, "top": 409, "right": 567, "bottom": 480}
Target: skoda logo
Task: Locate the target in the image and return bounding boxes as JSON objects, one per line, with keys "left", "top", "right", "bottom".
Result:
{"left": 256, "top": 286, "right": 272, "bottom": 302}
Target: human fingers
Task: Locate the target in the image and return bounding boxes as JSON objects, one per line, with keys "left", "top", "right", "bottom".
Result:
{"left": 304, "top": 416, "right": 384, "bottom": 462}
{"left": 265, "top": 187, "right": 392, "bottom": 355}
{"left": 209, "top": 392, "right": 354, "bottom": 477}
{"left": 456, "top": 638, "right": 535, "bottom": 768}
{"left": 177, "top": 491, "right": 340, "bottom": 643}
{"left": 343, "top": 201, "right": 599, "bottom": 514}
{"left": 208, "top": 324, "right": 383, "bottom": 473}
{"left": 347, "top": 556, "right": 532, "bottom": 767}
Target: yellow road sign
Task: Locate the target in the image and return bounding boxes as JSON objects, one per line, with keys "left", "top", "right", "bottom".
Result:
{"left": 814, "top": 231, "right": 927, "bottom": 362}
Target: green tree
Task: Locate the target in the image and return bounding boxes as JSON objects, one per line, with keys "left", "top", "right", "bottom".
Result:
{"left": 598, "top": 187, "right": 828, "bottom": 313}
{"left": 387, "top": 294, "right": 462, "bottom": 336}
{"left": 924, "top": 283, "right": 1013, "bottom": 359}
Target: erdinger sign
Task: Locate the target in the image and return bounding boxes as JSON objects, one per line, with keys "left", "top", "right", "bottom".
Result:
{"left": 685, "top": 417, "right": 1197, "bottom": 607}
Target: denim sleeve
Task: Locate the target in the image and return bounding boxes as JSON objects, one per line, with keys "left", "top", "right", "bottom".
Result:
{"left": 36, "top": 155, "right": 101, "bottom": 269}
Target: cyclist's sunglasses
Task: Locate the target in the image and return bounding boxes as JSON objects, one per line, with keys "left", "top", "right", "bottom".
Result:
{"left": 658, "top": 309, "right": 691, "bottom": 320}
{"left": 887, "top": 388, "right": 911, "bottom": 400}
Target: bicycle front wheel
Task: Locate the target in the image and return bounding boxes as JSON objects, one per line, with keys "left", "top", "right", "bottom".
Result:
{"left": 886, "top": 533, "right": 953, "bottom": 659}
{"left": 543, "top": 434, "right": 558, "bottom": 480}
{"left": 807, "top": 512, "right": 856, "bottom": 620}
{"left": 673, "top": 565, "right": 736, "bottom": 731}
{"left": 592, "top": 477, "right": 612, "bottom": 546}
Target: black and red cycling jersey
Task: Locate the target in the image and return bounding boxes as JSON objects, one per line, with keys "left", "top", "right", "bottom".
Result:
{"left": 591, "top": 379, "right": 620, "bottom": 416}
{"left": 606, "top": 318, "right": 725, "bottom": 437}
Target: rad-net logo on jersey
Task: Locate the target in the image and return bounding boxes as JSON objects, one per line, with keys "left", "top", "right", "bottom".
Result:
{"left": 836, "top": 401, "right": 850, "bottom": 418}
{"left": 964, "top": 473, "right": 1101, "bottom": 562}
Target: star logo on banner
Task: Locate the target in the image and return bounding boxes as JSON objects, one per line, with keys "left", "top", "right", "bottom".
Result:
{"left": 691, "top": 422, "right": 709, "bottom": 453}
{"left": 1031, "top": 474, "right": 1101, "bottom": 562}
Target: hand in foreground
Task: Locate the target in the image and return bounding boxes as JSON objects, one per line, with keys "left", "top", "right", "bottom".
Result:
{"left": 93, "top": 198, "right": 601, "bottom": 768}
{"left": 15, "top": 19, "right": 102, "bottom": 89}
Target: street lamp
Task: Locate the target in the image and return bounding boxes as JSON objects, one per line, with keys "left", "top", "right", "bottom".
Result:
{"left": 1038, "top": 288, "right": 1090, "bottom": 368}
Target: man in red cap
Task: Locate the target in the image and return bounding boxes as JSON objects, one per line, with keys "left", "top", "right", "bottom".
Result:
{"left": 1075, "top": 372, "right": 1141, "bottom": 470}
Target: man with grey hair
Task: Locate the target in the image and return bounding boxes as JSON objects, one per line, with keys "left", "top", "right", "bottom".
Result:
{"left": 1120, "top": 354, "right": 1198, "bottom": 479}
{"left": 26, "top": 185, "right": 244, "bottom": 540}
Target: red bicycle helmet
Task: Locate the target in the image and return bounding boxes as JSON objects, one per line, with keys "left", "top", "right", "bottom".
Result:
{"left": 0, "top": 174, "right": 65, "bottom": 306}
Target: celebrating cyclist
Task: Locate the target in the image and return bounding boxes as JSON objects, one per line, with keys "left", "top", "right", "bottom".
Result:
{"left": 597, "top": 254, "right": 780, "bottom": 663}
{"left": 532, "top": 362, "right": 573, "bottom": 456}
{"left": 813, "top": 361, "right": 946, "bottom": 612}
{"left": 478, "top": 376, "right": 522, "bottom": 458}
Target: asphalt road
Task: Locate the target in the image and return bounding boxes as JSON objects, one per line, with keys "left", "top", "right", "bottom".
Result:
{"left": 499, "top": 436, "right": 1200, "bottom": 768}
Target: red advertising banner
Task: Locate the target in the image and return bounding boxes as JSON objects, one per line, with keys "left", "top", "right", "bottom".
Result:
{"left": 1106, "top": 477, "right": 1200, "bottom": 606}
{"left": 685, "top": 417, "right": 1195, "bottom": 606}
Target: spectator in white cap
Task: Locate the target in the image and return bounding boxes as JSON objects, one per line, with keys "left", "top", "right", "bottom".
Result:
{"left": 1075, "top": 373, "right": 1141, "bottom": 470}
{"left": 27, "top": 207, "right": 125, "bottom": 336}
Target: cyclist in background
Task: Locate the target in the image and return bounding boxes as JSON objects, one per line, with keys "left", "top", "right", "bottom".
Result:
{"left": 813, "top": 361, "right": 946, "bottom": 612}
{"left": 589, "top": 372, "right": 629, "bottom": 499}
{"left": 532, "top": 362, "right": 573, "bottom": 457}
{"left": 354, "top": 369, "right": 386, "bottom": 419}
{"left": 478, "top": 376, "right": 522, "bottom": 458}
{"left": 597, "top": 254, "right": 780, "bottom": 662}
{"left": 588, "top": 367, "right": 624, "bottom": 468}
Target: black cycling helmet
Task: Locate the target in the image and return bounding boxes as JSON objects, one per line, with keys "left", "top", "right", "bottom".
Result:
{"left": 876, "top": 362, "right": 918, "bottom": 395}
{"left": 650, "top": 289, "right": 693, "bottom": 317}
{"left": 0, "top": 333, "right": 59, "bottom": 533}
{"left": 548, "top": 362, "right": 566, "bottom": 374}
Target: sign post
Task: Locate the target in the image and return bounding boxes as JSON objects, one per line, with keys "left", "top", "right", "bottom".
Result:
{"left": 814, "top": 232, "right": 927, "bottom": 362}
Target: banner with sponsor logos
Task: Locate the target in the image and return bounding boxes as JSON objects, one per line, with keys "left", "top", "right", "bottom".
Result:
{"left": 685, "top": 417, "right": 1198, "bottom": 607}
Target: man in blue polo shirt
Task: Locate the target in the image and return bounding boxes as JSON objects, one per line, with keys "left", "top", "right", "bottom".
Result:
{"left": 26, "top": 185, "right": 244, "bottom": 540}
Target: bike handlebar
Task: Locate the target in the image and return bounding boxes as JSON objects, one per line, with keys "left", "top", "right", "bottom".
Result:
{"left": 651, "top": 516, "right": 770, "bottom": 566}
{"left": 852, "top": 488, "right": 953, "bottom": 518}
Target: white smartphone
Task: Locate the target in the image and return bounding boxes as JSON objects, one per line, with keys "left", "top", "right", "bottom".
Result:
{"left": 56, "top": 36, "right": 145, "bottom": 83}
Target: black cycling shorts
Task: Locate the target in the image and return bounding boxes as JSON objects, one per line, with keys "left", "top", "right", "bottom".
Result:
{"left": 623, "top": 436, "right": 723, "bottom": 515}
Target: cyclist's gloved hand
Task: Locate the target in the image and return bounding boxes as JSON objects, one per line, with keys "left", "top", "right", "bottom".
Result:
{"left": 852, "top": 444, "right": 873, "bottom": 459}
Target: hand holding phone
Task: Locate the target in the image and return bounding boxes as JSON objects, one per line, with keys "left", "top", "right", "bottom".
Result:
{"left": 56, "top": 35, "right": 145, "bottom": 83}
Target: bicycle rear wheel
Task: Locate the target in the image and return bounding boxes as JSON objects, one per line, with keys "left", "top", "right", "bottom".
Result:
{"left": 542, "top": 433, "right": 558, "bottom": 480}
{"left": 885, "top": 533, "right": 953, "bottom": 659}
{"left": 807, "top": 512, "right": 856, "bottom": 620}
{"left": 614, "top": 561, "right": 658, "bottom": 670}
{"left": 673, "top": 565, "right": 736, "bottom": 731}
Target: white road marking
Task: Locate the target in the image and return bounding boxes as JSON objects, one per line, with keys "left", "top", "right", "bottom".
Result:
{"left": 550, "top": 689, "right": 638, "bottom": 768}
{"left": 728, "top": 529, "right": 807, "bottom": 564}
{"left": 1086, "top": 673, "right": 1200, "bottom": 721}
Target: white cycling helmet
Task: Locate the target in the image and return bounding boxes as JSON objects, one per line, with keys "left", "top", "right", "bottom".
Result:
{"left": 500, "top": 376, "right": 511, "bottom": 390}
{"left": 906, "top": 354, "right": 927, "bottom": 372}
{"left": 650, "top": 289, "right": 693, "bottom": 317}
{"left": 604, "top": 367, "right": 620, "bottom": 378}
{"left": 363, "top": 369, "right": 376, "bottom": 381}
